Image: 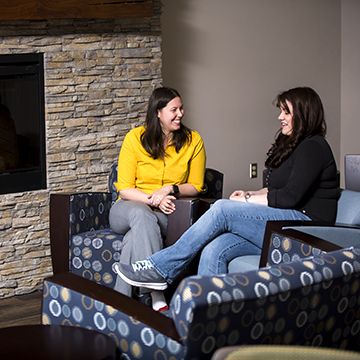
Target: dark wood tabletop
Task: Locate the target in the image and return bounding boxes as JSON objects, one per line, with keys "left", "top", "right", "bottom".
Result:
{"left": 0, "top": 324, "right": 118, "bottom": 359}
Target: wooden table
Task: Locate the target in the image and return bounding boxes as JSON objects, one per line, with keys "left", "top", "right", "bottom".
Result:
{"left": 0, "top": 324, "right": 118, "bottom": 359}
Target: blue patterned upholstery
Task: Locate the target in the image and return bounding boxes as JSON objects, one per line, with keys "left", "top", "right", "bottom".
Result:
{"left": 266, "top": 231, "right": 325, "bottom": 266}
{"left": 69, "top": 193, "right": 113, "bottom": 235}
{"left": 70, "top": 228, "right": 122, "bottom": 288}
{"left": 68, "top": 193, "right": 121, "bottom": 288}
{"left": 52, "top": 166, "right": 224, "bottom": 290}
{"left": 202, "top": 168, "right": 224, "bottom": 199}
{"left": 228, "top": 232, "right": 329, "bottom": 274}
{"left": 228, "top": 231, "right": 330, "bottom": 273}
{"left": 42, "top": 275, "right": 185, "bottom": 359}
{"left": 42, "top": 236, "right": 360, "bottom": 359}
{"left": 170, "top": 244, "right": 360, "bottom": 355}
{"left": 108, "top": 164, "right": 119, "bottom": 203}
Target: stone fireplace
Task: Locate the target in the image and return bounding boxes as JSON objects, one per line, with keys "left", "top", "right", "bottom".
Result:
{"left": 0, "top": 1, "right": 162, "bottom": 298}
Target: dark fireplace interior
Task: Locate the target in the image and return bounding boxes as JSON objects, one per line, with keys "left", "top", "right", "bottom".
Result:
{"left": 0, "top": 53, "right": 46, "bottom": 195}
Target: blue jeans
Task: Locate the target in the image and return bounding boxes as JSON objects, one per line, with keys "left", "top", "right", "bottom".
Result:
{"left": 149, "top": 199, "right": 311, "bottom": 283}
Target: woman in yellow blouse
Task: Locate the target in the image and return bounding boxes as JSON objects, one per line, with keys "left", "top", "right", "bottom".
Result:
{"left": 110, "top": 87, "right": 206, "bottom": 311}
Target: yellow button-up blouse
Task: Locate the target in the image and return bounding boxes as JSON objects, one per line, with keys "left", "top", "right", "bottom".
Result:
{"left": 115, "top": 126, "right": 206, "bottom": 195}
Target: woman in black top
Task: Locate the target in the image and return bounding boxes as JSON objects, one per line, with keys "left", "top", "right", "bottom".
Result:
{"left": 115, "top": 87, "right": 340, "bottom": 290}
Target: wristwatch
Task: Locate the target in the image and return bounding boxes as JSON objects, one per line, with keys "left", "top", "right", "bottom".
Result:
{"left": 172, "top": 185, "right": 179, "bottom": 196}
{"left": 245, "top": 193, "right": 251, "bottom": 202}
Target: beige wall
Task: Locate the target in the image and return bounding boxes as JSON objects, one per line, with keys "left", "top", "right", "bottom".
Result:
{"left": 161, "top": 0, "right": 342, "bottom": 197}
{"left": 341, "top": 0, "right": 360, "bottom": 185}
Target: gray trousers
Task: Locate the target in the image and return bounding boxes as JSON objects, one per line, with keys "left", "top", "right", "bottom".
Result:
{"left": 109, "top": 200, "right": 168, "bottom": 297}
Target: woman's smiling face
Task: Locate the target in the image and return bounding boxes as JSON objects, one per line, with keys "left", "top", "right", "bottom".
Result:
{"left": 157, "top": 96, "right": 184, "bottom": 135}
{"left": 278, "top": 100, "right": 294, "bottom": 136}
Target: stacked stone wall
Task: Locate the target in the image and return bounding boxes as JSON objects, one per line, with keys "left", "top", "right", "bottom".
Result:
{"left": 0, "top": 1, "right": 163, "bottom": 298}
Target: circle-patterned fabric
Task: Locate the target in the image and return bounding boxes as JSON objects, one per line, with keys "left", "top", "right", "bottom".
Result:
{"left": 70, "top": 229, "right": 123, "bottom": 288}
{"left": 43, "top": 244, "right": 360, "bottom": 359}
{"left": 68, "top": 192, "right": 121, "bottom": 288}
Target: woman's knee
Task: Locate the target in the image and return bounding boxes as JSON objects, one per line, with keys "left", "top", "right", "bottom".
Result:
{"left": 111, "top": 200, "right": 152, "bottom": 219}
{"left": 211, "top": 199, "right": 228, "bottom": 210}
{"left": 211, "top": 199, "right": 246, "bottom": 212}
{"left": 110, "top": 200, "right": 155, "bottom": 233}
{"left": 205, "top": 199, "right": 229, "bottom": 217}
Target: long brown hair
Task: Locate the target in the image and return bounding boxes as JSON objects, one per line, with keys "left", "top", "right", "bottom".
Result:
{"left": 265, "top": 87, "right": 327, "bottom": 169}
{"left": 141, "top": 87, "right": 191, "bottom": 159}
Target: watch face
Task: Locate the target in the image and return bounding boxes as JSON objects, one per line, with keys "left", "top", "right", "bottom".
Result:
{"left": 173, "top": 185, "right": 179, "bottom": 194}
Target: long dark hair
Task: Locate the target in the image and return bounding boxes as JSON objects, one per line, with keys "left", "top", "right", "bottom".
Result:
{"left": 265, "top": 87, "right": 327, "bottom": 169}
{"left": 141, "top": 87, "right": 192, "bottom": 159}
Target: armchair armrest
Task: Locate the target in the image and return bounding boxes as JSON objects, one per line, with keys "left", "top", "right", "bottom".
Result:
{"left": 166, "top": 198, "right": 217, "bottom": 246}
{"left": 165, "top": 198, "right": 216, "bottom": 293}
{"left": 197, "top": 198, "right": 217, "bottom": 217}
{"left": 166, "top": 198, "right": 200, "bottom": 247}
{"left": 50, "top": 192, "right": 112, "bottom": 275}
{"left": 280, "top": 220, "right": 360, "bottom": 248}
{"left": 260, "top": 220, "right": 345, "bottom": 267}
{"left": 42, "top": 272, "right": 182, "bottom": 344}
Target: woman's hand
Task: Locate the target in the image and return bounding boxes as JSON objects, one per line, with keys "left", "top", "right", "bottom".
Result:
{"left": 229, "top": 190, "right": 248, "bottom": 202}
{"left": 158, "top": 195, "right": 176, "bottom": 214}
{"left": 229, "top": 188, "right": 269, "bottom": 206}
{"left": 148, "top": 186, "right": 177, "bottom": 214}
{"left": 148, "top": 185, "right": 173, "bottom": 207}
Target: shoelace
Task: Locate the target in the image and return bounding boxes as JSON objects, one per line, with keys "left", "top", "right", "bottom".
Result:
{"left": 132, "top": 260, "right": 153, "bottom": 272}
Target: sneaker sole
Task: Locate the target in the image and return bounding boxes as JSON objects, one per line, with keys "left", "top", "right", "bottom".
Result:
{"left": 115, "top": 264, "right": 168, "bottom": 291}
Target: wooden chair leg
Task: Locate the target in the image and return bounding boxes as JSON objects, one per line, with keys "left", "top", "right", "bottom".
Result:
{"left": 50, "top": 194, "right": 71, "bottom": 275}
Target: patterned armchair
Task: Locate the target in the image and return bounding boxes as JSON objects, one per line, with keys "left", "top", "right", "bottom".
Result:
{"left": 42, "top": 220, "right": 360, "bottom": 359}
{"left": 49, "top": 166, "right": 223, "bottom": 289}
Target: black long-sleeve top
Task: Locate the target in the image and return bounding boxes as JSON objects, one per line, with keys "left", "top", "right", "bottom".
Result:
{"left": 265, "top": 135, "right": 340, "bottom": 223}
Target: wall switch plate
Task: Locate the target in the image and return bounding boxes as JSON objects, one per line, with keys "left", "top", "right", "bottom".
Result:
{"left": 250, "top": 163, "right": 257, "bottom": 178}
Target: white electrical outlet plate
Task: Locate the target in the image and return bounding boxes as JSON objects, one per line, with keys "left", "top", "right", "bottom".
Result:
{"left": 250, "top": 163, "right": 257, "bottom": 178}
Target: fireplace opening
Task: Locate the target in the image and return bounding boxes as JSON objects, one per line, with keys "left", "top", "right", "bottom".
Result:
{"left": 0, "top": 53, "right": 46, "bottom": 195}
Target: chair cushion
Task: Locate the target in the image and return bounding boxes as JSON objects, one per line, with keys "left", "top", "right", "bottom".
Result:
{"left": 70, "top": 229, "right": 124, "bottom": 288}
{"left": 228, "top": 255, "right": 260, "bottom": 273}
{"left": 336, "top": 189, "right": 360, "bottom": 226}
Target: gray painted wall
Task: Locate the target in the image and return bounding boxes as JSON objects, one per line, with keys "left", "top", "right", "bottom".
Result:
{"left": 341, "top": 0, "right": 360, "bottom": 182}
{"left": 162, "top": 0, "right": 344, "bottom": 196}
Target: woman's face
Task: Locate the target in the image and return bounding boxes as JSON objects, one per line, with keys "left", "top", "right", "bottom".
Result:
{"left": 157, "top": 96, "right": 184, "bottom": 135}
{"left": 278, "top": 100, "right": 294, "bottom": 136}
